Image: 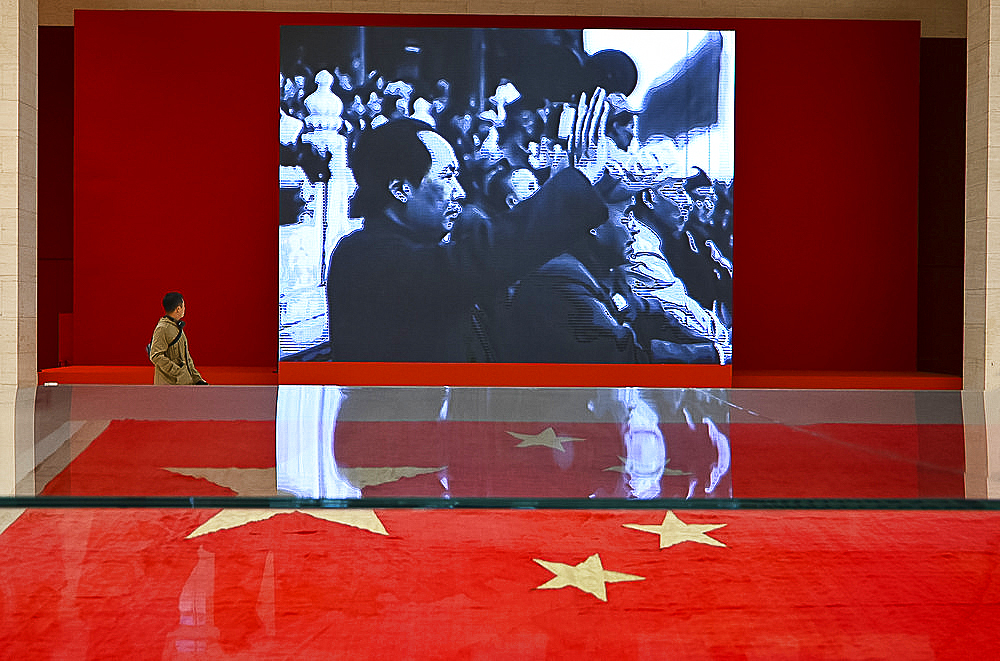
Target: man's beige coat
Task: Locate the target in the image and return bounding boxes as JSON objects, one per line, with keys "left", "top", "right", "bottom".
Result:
{"left": 149, "top": 316, "right": 204, "bottom": 385}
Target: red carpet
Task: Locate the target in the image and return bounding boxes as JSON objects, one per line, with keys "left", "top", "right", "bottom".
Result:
{"left": 40, "top": 421, "right": 277, "bottom": 497}
{"left": 39, "top": 419, "right": 965, "bottom": 499}
{"left": 732, "top": 422, "right": 966, "bottom": 498}
{"left": 3, "top": 419, "right": 988, "bottom": 657}
{"left": 1, "top": 507, "right": 998, "bottom": 658}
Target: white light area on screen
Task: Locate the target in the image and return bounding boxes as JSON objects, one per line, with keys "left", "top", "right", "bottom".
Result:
{"left": 583, "top": 30, "right": 710, "bottom": 112}
{"left": 584, "top": 29, "right": 735, "bottom": 182}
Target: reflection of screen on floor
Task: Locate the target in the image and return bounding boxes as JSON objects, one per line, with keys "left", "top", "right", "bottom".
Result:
{"left": 278, "top": 27, "right": 735, "bottom": 365}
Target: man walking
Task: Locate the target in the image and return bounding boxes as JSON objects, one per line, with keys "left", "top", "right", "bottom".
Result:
{"left": 149, "top": 292, "right": 208, "bottom": 385}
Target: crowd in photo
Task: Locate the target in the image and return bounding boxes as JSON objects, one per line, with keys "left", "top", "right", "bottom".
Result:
{"left": 279, "top": 27, "right": 733, "bottom": 365}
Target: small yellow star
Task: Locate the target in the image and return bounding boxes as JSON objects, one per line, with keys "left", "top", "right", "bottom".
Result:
{"left": 507, "top": 427, "right": 584, "bottom": 452}
{"left": 534, "top": 553, "right": 644, "bottom": 602}
{"left": 623, "top": 511, "right": 727, "bottom": 549}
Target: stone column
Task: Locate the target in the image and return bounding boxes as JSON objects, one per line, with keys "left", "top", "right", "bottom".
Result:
{"left": 966, "top": 0, "right": 1000, "bottom": 391}
{"left": 964, "top": 390, "right": 1000, "bottom": 498}
{"left": 965, "top": 0, "right": 1000, "bottom": 498}
{"left": 0, "top": 0, "right": 37, "bottom": 496}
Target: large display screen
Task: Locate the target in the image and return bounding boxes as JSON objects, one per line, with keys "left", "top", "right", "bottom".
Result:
{"left": 279, "top": 26, "right": 734, "bottom": 365}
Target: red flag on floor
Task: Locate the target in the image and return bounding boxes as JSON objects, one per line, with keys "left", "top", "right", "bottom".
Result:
{"left": 1, "top": 505, "right": 999, "bottom": 658}
{"left": 1, "top": 418, "right": 995, "bottom": 657}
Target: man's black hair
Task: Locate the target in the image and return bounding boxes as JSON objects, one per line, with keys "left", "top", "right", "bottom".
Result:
{"left": 162, "top": 292, "right": 184, "bottom": 314}
{"left": 347, "top": 118, "right": 435, "bottom": 218}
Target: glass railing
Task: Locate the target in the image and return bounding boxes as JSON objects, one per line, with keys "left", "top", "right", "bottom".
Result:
{"left": 4, "top": 384, "right": 996, "bottom": 509}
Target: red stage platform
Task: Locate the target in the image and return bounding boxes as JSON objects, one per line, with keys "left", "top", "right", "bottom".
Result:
{"left": 38, "top": 366, "right": 961, "bottom": 389}
{"left": 38, "top": 366, "right": 278, "bottom": 386}
{"left": 731, "top": 370, "right": 962, "bottom": 390}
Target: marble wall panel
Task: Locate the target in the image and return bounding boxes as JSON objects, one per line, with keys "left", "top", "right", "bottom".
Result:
{"left": 38, "top": 0, "right": 968, "bottom": 36}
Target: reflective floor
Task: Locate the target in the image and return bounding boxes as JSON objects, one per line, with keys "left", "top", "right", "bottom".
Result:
{"left": 3, "top": 385, "right": 1000, "bottom": 657}
{"left": 14, "top": 385, "right": 993, "bottom": 504}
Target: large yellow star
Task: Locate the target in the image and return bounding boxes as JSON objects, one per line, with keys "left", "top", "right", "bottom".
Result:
{"left": 534, "top": 553, "right": 644, "bottom": 602}
{"left": 165, "top": 467, "right": 280, "bottom": 497}
{"left": 507, "top": 427, "right": 584, "bottom": 452}
{"left": 164, "top": 466, "right": 407, "bottom": 539}
{"left": 623, "top": 511, "right": 727, "bottom": 549}
{"left": 185, "top": 508, "right": 387, "bottom": 539}
{"left": 164, "top": 465, "right": 444, "bottom": 496}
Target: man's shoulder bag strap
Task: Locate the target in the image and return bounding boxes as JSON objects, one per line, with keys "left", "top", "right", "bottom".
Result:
{"left": 147, "top": 323, "right": 184, "bottom": 357}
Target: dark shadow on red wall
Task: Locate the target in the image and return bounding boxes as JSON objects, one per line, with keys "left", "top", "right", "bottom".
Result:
{"left": 917, "top": 38, "right": 966, "bottom": 376}
{"left": 39, "top": 26, "right": 74, "bottom": 370}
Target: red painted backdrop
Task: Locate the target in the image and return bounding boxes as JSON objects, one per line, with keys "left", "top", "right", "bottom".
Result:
{"left": 72, "top": 12, "right": 920, "bottom": 380}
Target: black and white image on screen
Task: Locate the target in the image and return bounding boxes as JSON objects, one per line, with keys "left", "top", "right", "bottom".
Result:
{"left": 279, "top": 27, "right": 734, "bottom": 364}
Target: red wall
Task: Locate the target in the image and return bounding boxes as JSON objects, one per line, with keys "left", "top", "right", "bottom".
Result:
{"left": 734, "top": 20, "right": 919, "bottom": 371}
{"left": 72, "top": 12, "right": 920, "bottom": 377}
